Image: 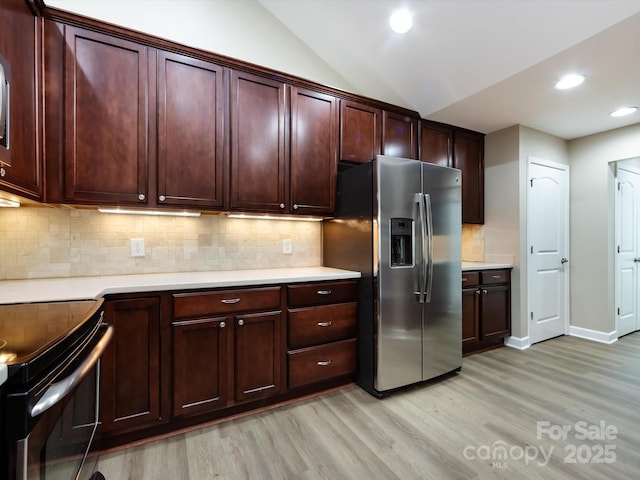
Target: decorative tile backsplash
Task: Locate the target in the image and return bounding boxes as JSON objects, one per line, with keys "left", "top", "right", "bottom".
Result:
{"left": 461, "top": 224, "right": 485, "bottom": 262}
{"left": 1, "top": 207, "right": 485, "bottom": 280}
{"left": 0, "top": 208, "right": 321, "bottom": 280}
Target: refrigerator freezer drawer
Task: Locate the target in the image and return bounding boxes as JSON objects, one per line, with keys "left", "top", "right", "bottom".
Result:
{"left": 288, "top": 302, "right": 357, "bottom": 349}
{"left": 287, "top": 338, "right": 356, "bottom": 388}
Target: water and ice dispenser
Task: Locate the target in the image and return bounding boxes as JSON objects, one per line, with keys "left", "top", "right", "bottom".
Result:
{"left": 390, "top": 218, "right": 413, "bottom": 267}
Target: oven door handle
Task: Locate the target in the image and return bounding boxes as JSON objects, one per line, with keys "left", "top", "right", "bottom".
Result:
{"left": 31, "top": 325, "right": 113, "bottom": 418}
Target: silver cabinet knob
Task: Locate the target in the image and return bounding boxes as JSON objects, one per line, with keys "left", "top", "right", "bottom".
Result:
{"left": 0, "top": 167, "right": 5, "bottom": 177}
{"left": 475, "top": 290, "right": 481, "bottom": 295}
{"left": 482, "top": 289, "right": 488, "bottom": 294}
{"left": 219, "top": 321, "right": 226, "bottom": 328}
{"left": 293, "top": 204, "right": 299, "bottom": 210}
{"left": 279, "top": 203, "right": 285, "bottom": 209}
{"left": 237, "top": 319, "right": 245, "bottom": 326}
{"left": 158, "top": 195, "right": 166, "bottom": 202}
{"left": 138, "top": 193, "right": 146, "bottom": 201}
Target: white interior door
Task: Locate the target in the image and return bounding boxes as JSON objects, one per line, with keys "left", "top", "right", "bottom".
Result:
{"left": 615, "top": 164, "right": 640, "bottom": 337}
{"left": 528, "top": 158, "right": 569, "bottom": 344}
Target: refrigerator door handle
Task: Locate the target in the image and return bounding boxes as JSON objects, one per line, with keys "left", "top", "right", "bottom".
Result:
{"left": 416, "top": 193, "right": 428, "bottom": 303}
{"left": 424, "top": 193, "right": 434, "bottom": 303}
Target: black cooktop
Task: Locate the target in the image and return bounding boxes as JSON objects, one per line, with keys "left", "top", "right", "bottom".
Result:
{"left": 0, "top": 299, "right": 104, "bottom": 384}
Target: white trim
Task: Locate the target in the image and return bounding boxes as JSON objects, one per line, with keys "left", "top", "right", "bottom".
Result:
{"left": 568, "top": 326, "right": 618, "bottom": 344}
{"left": 504, "top": 336, "right": 531, "bottom": 350}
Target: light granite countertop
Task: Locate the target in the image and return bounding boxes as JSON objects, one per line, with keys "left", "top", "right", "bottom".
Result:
{"left": 0, "top": 267, "right": 361, "bottom": 305}
{"left": 462, "top": 261, "right": 513, "bottom": 271}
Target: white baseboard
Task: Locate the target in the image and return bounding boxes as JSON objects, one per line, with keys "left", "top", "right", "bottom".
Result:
{"left": 504, "top": 336, "right": 531, "bottom": 350}
{"left": 568, "top": 326, "right": 618, "bottom": 344}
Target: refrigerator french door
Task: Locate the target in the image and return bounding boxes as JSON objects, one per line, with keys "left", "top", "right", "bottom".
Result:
{"left": 323, "top": 155, "right": 461, "bottom": 397}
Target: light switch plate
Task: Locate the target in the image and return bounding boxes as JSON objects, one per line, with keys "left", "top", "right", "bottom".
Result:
{"left": 130, "top": 238, "right": 145, "bottom": 257}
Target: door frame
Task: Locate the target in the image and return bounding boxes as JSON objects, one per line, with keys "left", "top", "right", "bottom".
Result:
{"left": 614, "top": 161, "right": 640, "bottom": 338}
{"left": 526, "top": 156, "right": 570, "bottom": 343}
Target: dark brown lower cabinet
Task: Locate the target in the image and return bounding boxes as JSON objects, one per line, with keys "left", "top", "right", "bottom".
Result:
{"left": 462, "top": 269, "right": 511, "bottom": 355}
{"left": 100, "top": 296, "right": 167, "bottom": 435}
{"left": 99, "top": 280, "right": 356, "bottom": 448}
{"left": 172, "top": 316, "right": 231, "bottom": 417}
{"left": 171, "top": 287, "right": 284, "bottom": 418}
{"left": 234, "top": 311, "right": 283, "bottom": 402}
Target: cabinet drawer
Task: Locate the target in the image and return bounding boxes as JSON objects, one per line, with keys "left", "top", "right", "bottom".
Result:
{"left": 288, "top": 302, "right": 357, "bottom": 349}
{"left": 481, "top": 270, "right": 510, "bottom": 285}
{"left": 288, "top": 338, "right": 356, "bottom": 388}
{"left": 173, "top": 287, "right": 281, "bottom": 319}
{"left": 461, "top": 272, "right": 479, "bottom": 287}
{"left": 287, "top": 281, "right": 357, "bottom": 307}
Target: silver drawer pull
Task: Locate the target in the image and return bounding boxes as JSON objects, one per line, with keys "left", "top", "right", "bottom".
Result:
{"left": 221, "top": 298, "right": 240, "bottom": 304}
{"left": 317, "top": 321, "right": 332, "bottom": 327}
{"left": 317, "top": 290, "right": 332, "bottom": 295}
{"left": 462, "top": 277, "right": 467, "bottom": 282}
{"left": 317, "top": 360, "right": 332, "bottom": 366}
{"left": 491, "top": 275, "right": 501, "bottom": 279}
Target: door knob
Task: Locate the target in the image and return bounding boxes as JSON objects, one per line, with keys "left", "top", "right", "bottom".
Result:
{"left": 561, "top": 258, "right": 568, "bottom": 264}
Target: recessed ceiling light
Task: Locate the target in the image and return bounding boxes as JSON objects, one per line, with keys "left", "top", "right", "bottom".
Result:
{"left": 610, "top": 106, "right": 638, "bottom": 118}
{"left": 389, "top": 9, "right": 412, "bottom": 34}
{"left": 555, "top": 73, "right": 586, "bottom": 90}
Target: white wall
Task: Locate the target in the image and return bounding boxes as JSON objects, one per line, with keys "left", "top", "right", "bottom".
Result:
{"left": 568, "top": 123, "right": 640, "bottom": 333}
{"left": 485, "top": 125, "right": 569, "bottom": 342}
{"left": 484, "top": 125, "right": 522, "bottom": 336}
{"left": 45, "top": 0, "right": 354, "bottom": 92}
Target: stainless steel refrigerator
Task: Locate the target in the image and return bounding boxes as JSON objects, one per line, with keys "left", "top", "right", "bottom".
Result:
{"left": 323, "top": 155, "right": 462, "bottom": 397}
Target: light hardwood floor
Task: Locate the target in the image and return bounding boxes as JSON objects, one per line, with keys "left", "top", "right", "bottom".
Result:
{"left": 95, "top": 333, "right": 640, "bottom": 479}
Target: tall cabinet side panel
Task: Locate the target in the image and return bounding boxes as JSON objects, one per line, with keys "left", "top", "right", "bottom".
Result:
{"left": 322, "top": 163, "right": 375, "bottom": 393}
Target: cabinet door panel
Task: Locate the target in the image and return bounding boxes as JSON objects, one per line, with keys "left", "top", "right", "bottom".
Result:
{"left": 420, "top": 121, "right": 452, "bottom": 167}
{"left": 290, "top": 87, "right": 338, "bottom": 215}
{"left": 382, "top": 111, "right": 418, "bottom": 159}
{"left": 157, "top": 51, "right": 225, "bottom": 208}
{"left": 230, "top": 71, "right": 286, "bottom": 212}
{"left": 0, "top": 0, "right": 41, "bottom": 199}
{"left": 172, "top": 317, "right": 231, "bottom": 417}
{"left": 481, "top": 285, "right": 511, "bottom": 339}
{"left": 339, "top": 100, "right": 381, "bottom": 164}
{"left": 234, "top": 310, "right": 283, "bottom": 402}
{"left": 64, "top": 27, "right": 148, "bottom": 204}
{"left": 462, "top": 287, "right": 480, "bottom": 344}
{"left": 453, "top": 130, "right": 484, "bottom": 224}
{"left": 101, "top": 297, "right": 163, "bottom": 434}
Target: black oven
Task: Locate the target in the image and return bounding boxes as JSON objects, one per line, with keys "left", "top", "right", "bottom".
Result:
{"left": 0, "top": 300, "right": 111, "bottom": 480}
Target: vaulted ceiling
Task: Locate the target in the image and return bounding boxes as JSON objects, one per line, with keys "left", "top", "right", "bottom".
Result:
{"left": 258, "top": 0, "right": 640, "bottom": 139}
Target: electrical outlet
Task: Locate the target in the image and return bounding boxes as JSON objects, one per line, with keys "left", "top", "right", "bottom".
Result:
{"left": 130, "top": 238, "right": 145, "bottom": 257}
{"left": 282, "top": 239, "right": 293, "bottom": 255}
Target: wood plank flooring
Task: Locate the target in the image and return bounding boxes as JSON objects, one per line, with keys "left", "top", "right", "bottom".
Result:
{"left": 94, "top": 333, "right": 640, "bottom": 479}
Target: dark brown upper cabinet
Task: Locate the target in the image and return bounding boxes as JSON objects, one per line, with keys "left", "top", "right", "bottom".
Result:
{"left": 339, "top": 100, "right": 381, "bottom": 164}
{"left": 156, "top": 51, "right": 226, "bottom": 209}
{"left": 419, "top": 120, "right": 453, "bottom": 167}
{"left": 290, "top": 86, "right": 338, "bottom": 215}
{"left": 230, "top": 71, "right": 338, "bottom": 216}
{"left": 61, "top": 26, "right": 149, "bottom": 205}
{"left": 420, "top": 119, "right": 484, "bottom": 224}
{"left": 453, "top": 129, "right": 484, "bottom": 224}
{"left": 340, "top": 100, "right": 419, "bottom": 164}
{"left": 44, "top": 23, "right": 227, "bottom": 210}
{"left": 0, "top": 0, "right": 42, "bottom": 200}
{"left": 382, "top": 111, "right": 418, "bottom": 159}
{"left": 230, "top": 70, "right": 287, "bottom": 214}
